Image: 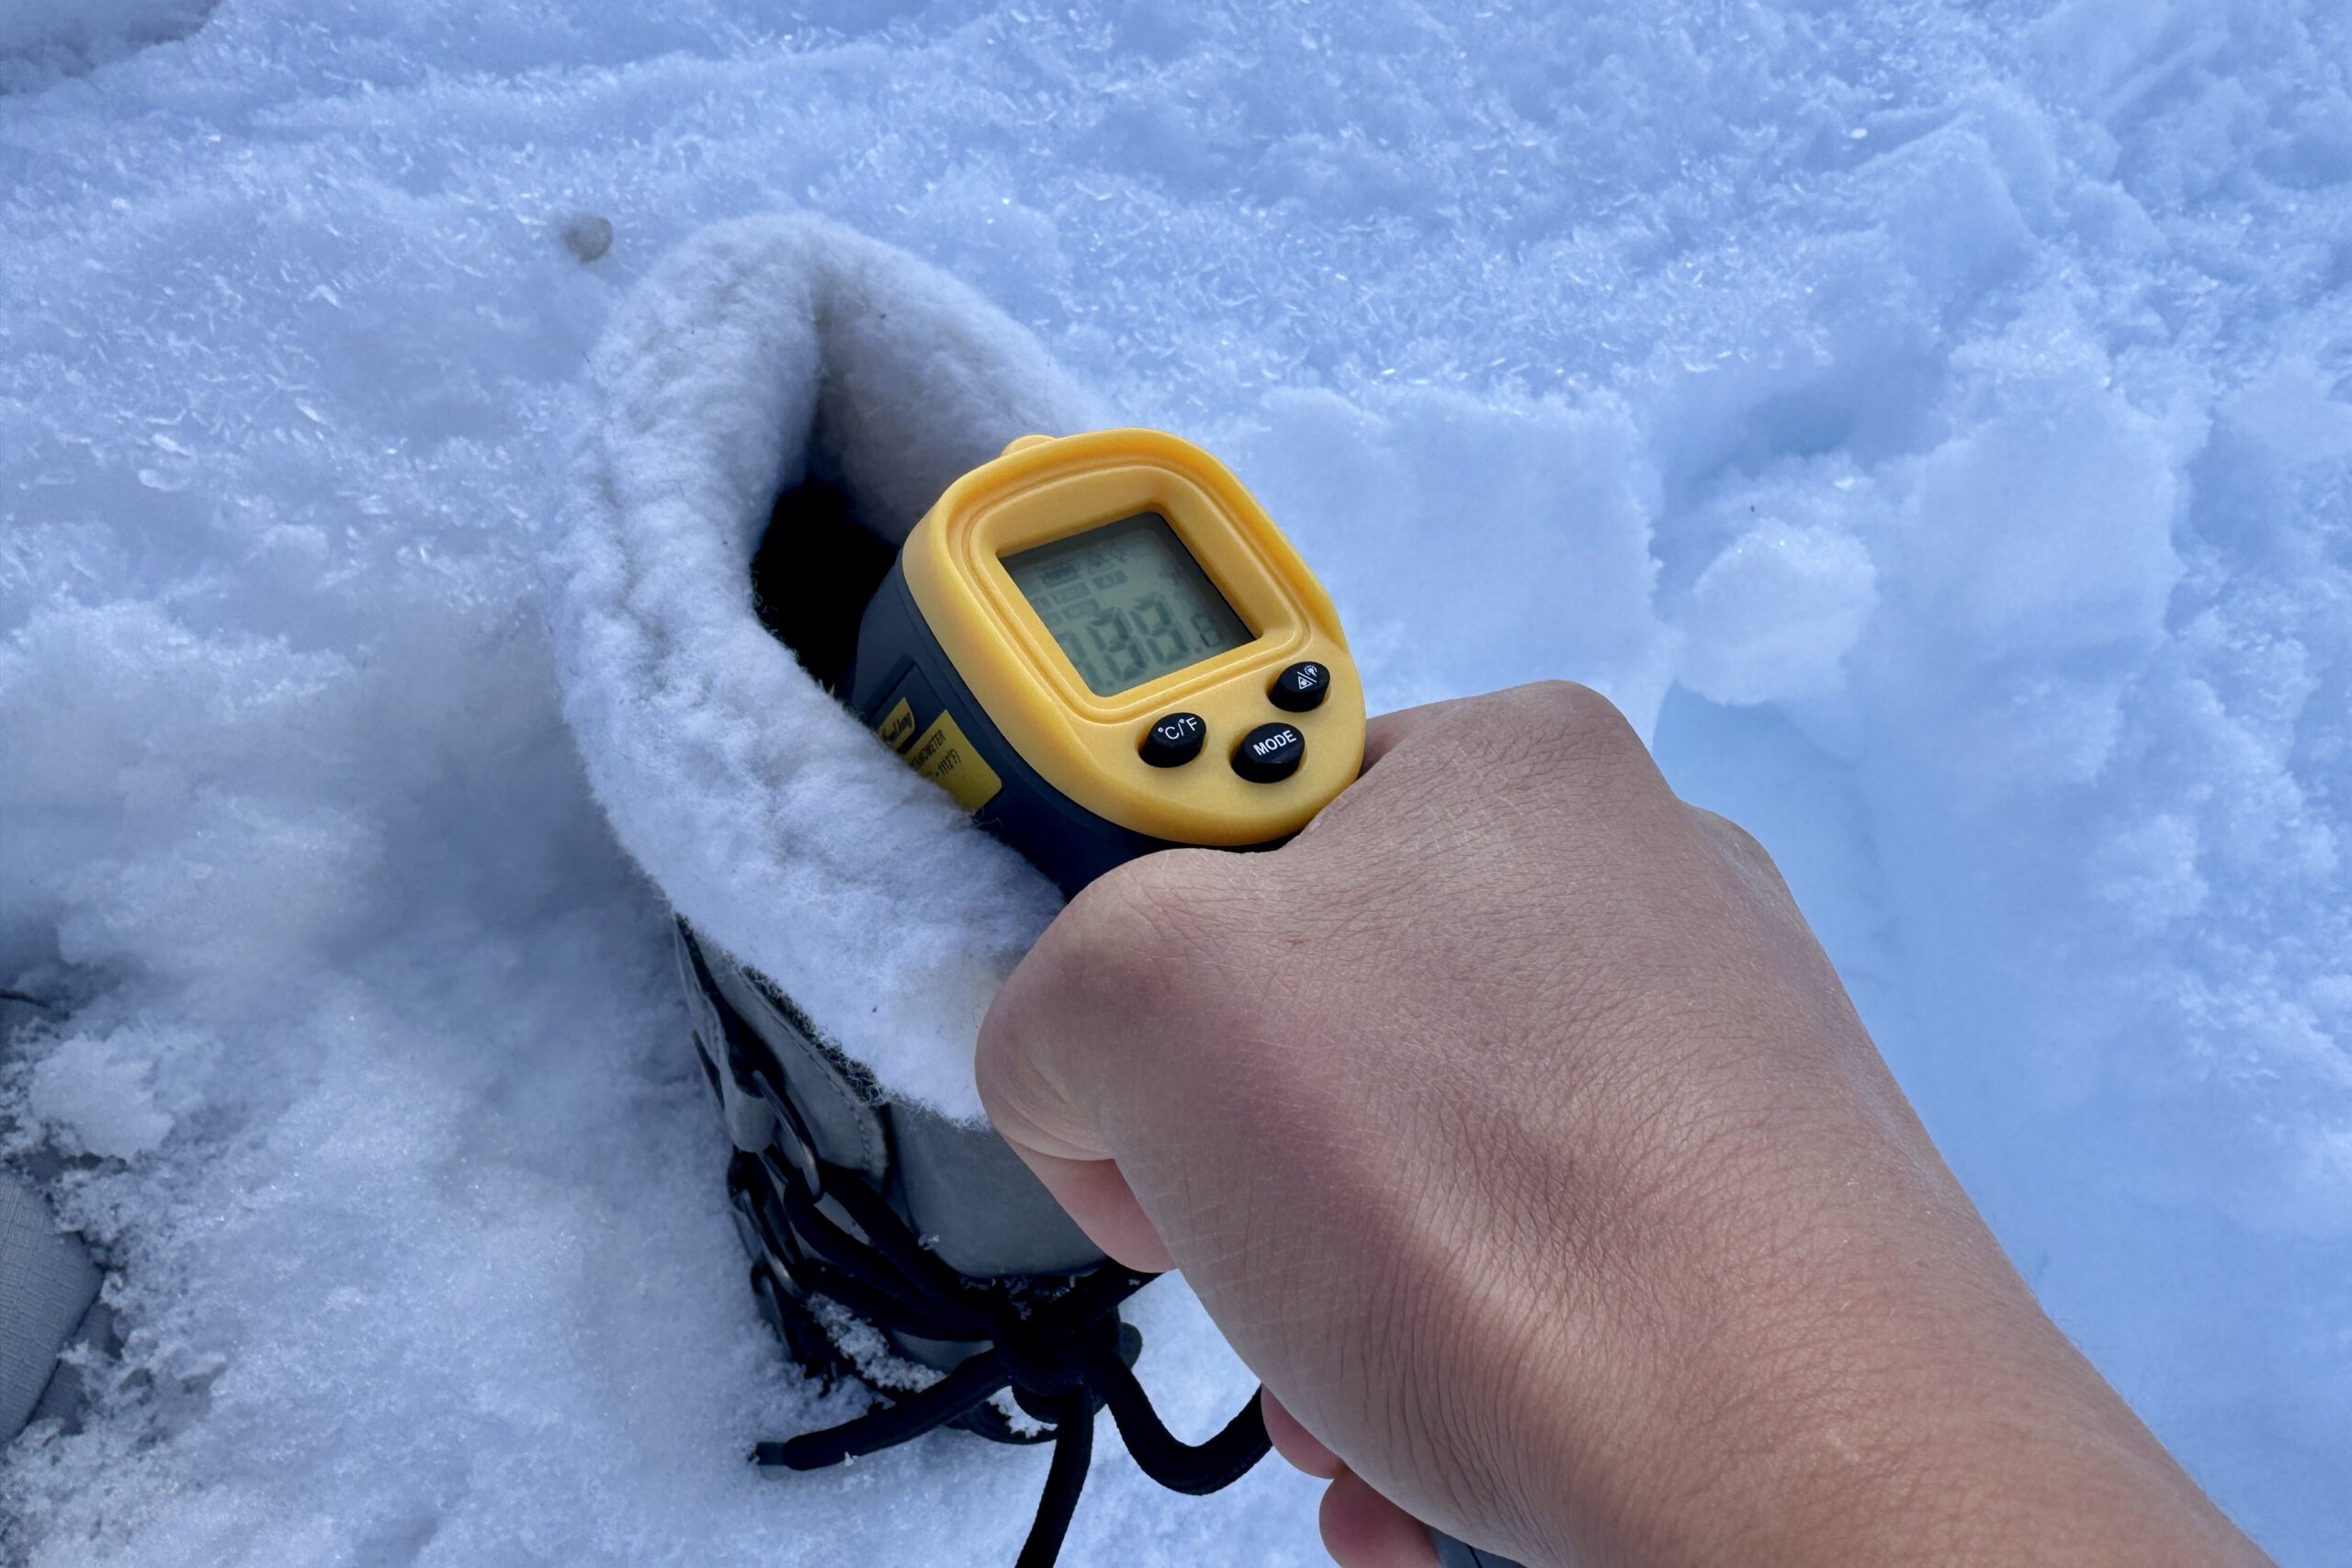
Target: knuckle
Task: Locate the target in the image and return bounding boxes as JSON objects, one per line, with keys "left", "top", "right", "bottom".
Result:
{"left": 1519, "top": 679, "right": 1641, "bottom": 752}
{"left": 1686, "top": 805, "right": 1793, "bottom": 894}
{"left": 1044, "top": 847, "right": 1251, "bottom": 1002}
{"left": 1122, "top": 842, "right": 1251, "bottom": 908}
{"left": 1707, "top": 809, "right": 1770, "bottom": 864}
{"left": 1460, "top": 681, "right": 1655, "bottom": 795}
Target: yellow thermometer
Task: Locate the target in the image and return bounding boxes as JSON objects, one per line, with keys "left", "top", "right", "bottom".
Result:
{"left": 846, "top": 428, "right": 1366, "bottom": 894}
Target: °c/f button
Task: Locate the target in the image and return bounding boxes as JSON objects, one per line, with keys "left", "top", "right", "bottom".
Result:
{"left": 1269, "top": 661, "right": 1331, "bottom": 712}
{"left": 1140, "top": 712, "right": 1206, "bottom": 768}
{"left": 1232, "top": 722, "right": 1306, "bottom": 783}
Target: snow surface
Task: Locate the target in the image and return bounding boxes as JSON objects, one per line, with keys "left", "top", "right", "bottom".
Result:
{"left": 3, "top": 1, "right": 2347, "bottom": 1564}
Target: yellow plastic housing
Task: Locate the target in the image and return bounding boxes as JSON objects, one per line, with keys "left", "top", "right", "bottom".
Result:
{"left": 900, "top": 429, "right": 1365, "bottom": 847}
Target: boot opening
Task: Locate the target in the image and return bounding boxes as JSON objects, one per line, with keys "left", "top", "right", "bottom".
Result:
{"left": 750, "top": 475, "right": 898, "bottom": 694}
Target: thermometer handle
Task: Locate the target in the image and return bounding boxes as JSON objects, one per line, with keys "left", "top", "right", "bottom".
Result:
{"left": 1431, "top": 1531, "right": 1526, "bottom": 1567}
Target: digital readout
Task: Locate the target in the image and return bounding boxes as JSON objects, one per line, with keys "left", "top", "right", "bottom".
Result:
{"left": 1002, "top": 513, "right": 1252, "bottom": 696}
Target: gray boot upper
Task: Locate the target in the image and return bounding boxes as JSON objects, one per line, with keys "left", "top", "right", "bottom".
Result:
{"left": 0, "top": 1170, "right": 99, "bottom": 1443}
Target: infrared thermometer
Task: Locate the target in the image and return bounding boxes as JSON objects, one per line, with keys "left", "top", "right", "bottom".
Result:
{"left": 846, "top": 427, "right": 1521, "bottom": 1568}
{"left": 844, "top": 428, "right": 1364, "bottom": 894}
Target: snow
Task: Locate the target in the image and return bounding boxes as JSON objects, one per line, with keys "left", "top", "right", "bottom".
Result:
{"left": 0, "top": 0, "right": 211, "bottom": 94}
{"left": 1679, "top": 519, "right": 1878, "bottom": 707}
{"left": 23, "top": 1029, "right": 187, "bottom": 1162}
{"left": 2, "top": 1, "right": 2346, "bottom": 1565}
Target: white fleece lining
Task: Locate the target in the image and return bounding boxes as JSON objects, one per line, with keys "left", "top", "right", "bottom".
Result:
{"left": 542, "top": 214, "right": 1103, "bottom": 1121}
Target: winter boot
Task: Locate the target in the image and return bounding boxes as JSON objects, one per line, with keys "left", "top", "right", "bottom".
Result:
{"left": 543, "top": 215, "right": 1269, "bottom": 1566}
{"left": 0, "top": 1169, "right": 101, "bottom": 1443}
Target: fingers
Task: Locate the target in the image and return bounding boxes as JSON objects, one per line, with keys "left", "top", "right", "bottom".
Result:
{"left": 1010, "top": 1145, "right": 1175, "bottom": 1272}
{"left": 977, "top": 852, "right": 1186, "bottom": 1168}
{"left": 975, "top": 976, "right": 1174, "bottom": 1269}
{"left": 1321, "top": 1468, "right": 1442, "bottom": 1568}
{"left": 976, "top": 859, "right": 1227, "bottom": 1271}
{"left": 1261, "top": 1387, "right": 1344, "bottom": 1479}
{"left": 1270, "top": 1389, "right": 1442, "bottom": 1568}
{"left": 974, "top": 936, "right": 1109, "bottom": 1164}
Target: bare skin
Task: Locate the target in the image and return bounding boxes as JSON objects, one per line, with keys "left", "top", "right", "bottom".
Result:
{"left": 977, "top": 682, "right": 2273, "bottom": 1568}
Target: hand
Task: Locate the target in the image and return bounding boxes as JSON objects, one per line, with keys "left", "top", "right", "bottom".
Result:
{"left": 978, "top": 682, "right": 2269, "bottom": 1568}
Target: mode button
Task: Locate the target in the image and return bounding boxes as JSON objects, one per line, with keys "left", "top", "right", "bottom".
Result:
{"left": 1232, "top": 722, "right": 1306, "bottom": 784}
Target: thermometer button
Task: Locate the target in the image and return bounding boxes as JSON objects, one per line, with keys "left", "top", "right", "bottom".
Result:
{"left": 1140, "top": 712, "right": 1207, "bottom": 768}
{"left": 1269, "top": 661, "right": 1331, "bottom": 712}
{"left": 1232, "top": 722, "right": 1306, "bottom": 783}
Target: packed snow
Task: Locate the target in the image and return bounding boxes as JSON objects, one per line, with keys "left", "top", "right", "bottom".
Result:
{"left": 3, "top": 2, "right": 2347, "bottom": 1565}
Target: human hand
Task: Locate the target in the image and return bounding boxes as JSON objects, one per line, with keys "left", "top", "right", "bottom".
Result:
{"left": 978, "top": 682, "right": 2267, "bottom": 1568}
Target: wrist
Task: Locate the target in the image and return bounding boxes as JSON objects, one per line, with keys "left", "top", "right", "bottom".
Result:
{"left": 1494, "top": 1142, "right": 2265, "bottom": 1568}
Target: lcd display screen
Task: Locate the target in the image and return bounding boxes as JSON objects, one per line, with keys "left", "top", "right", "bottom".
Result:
{"left": 1002, "top": 513, "right": 1253, "bottom": 696}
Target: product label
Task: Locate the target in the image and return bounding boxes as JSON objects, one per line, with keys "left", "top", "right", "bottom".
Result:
{"left": 904, "top": 713, "right": 1003, "bottom": 814}
{"left": 876, "top": 697, "right": 919, "bottom": 753}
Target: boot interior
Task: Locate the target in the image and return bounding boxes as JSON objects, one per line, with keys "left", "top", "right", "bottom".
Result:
{"left": 749, "top": 475, "right": 899, "bottom": 695}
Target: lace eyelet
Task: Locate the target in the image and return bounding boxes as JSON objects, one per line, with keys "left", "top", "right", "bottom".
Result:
{"left": 749, "top": 1067, "right": 823, "bottom": 1195}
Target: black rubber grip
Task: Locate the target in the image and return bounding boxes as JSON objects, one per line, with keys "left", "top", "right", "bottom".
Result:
{"left": 1431, "top": 1529, "right": 1526, "bottom": 1568}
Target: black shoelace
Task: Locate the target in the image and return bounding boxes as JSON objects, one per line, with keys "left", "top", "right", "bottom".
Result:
{"left": 742, "top": 1149, "right": 1271, "bottom": 1566}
